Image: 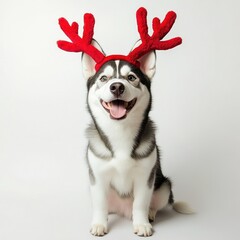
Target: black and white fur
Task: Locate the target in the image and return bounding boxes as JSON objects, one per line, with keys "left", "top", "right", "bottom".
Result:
{"left": 83, "top": 40, "right": 192, "bottom": 237}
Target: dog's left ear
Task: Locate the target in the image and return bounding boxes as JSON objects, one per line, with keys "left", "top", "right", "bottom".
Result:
{"left": 81, "top": 39, "right": 106, "bottom": 80}
{"left": 131, "top": 40, "right": 156, "bottom": 79}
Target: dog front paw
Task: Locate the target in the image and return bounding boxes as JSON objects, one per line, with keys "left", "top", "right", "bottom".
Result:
{"left": 133, "top": 223, "right": 153, "bottom": 237}
{"left": 90, "top": 224, "right": 108, "bottom": 236}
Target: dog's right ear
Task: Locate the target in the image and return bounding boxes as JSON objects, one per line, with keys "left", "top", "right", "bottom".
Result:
{"left": 81, "top": 39, "right": 106, "bottom": 80}
{"left": 130, "top": 40, "right": 156, "bottom": 80}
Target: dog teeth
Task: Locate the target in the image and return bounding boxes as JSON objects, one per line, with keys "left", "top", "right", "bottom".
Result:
{"left": 107, "top": 101, "right": 128, "bottom": 108}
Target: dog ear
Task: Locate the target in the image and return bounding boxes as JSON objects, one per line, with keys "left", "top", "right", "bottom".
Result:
{"left": 81, "top": 39, "right": 106, "bottom": 80}
{"left": 131, "top": 40, "right": 156, "bottom": 79}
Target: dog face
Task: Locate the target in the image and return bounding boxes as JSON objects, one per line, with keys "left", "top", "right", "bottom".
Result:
{"left": 82, "top": 40, "right": 156, "bottom": 121}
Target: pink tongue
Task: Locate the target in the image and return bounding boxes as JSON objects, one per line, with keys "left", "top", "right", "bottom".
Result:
{"left": 110, "top": 102, "right": 126, "bottom": 119}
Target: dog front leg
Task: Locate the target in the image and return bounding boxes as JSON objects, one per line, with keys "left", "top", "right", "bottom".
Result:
{"left": 132, "top": 180, "right": 153, "bottom": 237}
{"left": 90, "top": 182, "right": 108, "bottom": 236}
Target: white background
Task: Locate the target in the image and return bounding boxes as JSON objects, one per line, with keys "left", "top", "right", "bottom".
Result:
{"left": 1, "top": 0, "right": 240, "bottom": 239}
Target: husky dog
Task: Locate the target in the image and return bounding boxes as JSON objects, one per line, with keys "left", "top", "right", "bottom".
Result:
{"left": 82, "top": 40, "right": 191, "bottom": 237}
{"left": 57, "top": 7, "right": 192, "bottom": 237}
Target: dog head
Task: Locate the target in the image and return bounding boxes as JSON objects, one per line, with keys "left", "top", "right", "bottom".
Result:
{"left": 83, "top": 40, "right": 156, "bottom": 121}
{"left": 57, "top": 8, "right": 181, "bottom": 122}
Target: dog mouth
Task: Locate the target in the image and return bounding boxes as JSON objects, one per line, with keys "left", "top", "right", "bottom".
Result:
{"left": 101, "top": 98, "right": 137, "bottom": 120}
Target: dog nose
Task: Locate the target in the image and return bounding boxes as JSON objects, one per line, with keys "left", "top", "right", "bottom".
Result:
{"left": 110, "top": 82, "right": 125, "bottom": 97}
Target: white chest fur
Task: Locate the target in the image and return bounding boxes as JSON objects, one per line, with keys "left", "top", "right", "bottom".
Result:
{"left": 88, "top": 143, "right": 156, "bottom": 197}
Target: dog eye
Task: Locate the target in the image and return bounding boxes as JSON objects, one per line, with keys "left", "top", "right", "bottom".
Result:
{"left": 127, "top": 74, "right": 136, "bottom": 81}
{"left": 100, "top": 75, "right": 108, "bottom": 82}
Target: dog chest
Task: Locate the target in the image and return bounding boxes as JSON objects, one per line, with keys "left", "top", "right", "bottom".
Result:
{"left": 109, "top": 156, "right": 136, "bottom": 194}
{"left": 89, "top": 149, "right": 156, "bottom": 197}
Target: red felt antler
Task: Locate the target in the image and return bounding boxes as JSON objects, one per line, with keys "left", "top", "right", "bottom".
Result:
{"left": 128, "top": 7, "right": 182, "bottom": 61}
{"left": 57, "top": 13, "right": 105, "bottom": 64}
{"left": 57, "top": 7, "right": 182, "bottom": 71}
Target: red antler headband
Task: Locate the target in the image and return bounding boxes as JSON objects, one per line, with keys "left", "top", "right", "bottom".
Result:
{"left": 57, "top": 7, "right": 182, "bottom": 71}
